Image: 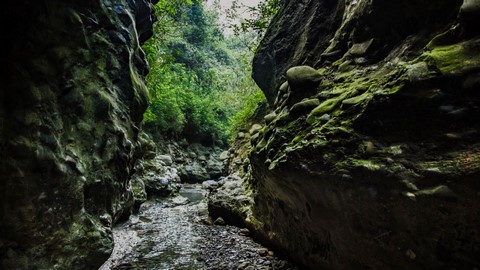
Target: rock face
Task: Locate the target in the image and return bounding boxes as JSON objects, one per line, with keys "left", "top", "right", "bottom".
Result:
{"left": 140, "top": 136, "right": 227, "bottom": 184}
{"left": 245, "top": 0, "right": 480, "bottom": 269}
{"left": 0, "top": 0, "right": 156, "bottom": 269}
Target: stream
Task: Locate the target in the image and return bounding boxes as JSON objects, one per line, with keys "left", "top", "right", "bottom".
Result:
{"left": 100, "top": 184, "right": 298, "bottom": 270}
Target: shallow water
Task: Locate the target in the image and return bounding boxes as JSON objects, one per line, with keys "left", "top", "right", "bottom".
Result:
{"left": 100, "top": 185, "right": 206, "bottom": 270}
{"left": 100, "top": 184, "right": 297, "bottom": 270}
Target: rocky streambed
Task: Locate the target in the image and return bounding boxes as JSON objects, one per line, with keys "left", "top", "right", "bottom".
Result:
{"left": 100, "top": 183, "right": 298, "bottom": 270}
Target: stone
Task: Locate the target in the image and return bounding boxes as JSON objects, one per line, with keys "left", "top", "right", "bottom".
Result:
{"left": 252, "top": 0, "right": 344, "bottom": 104}
{"left": 407, "top": 62, "right": 431, "bottom": 82}
{"left": 257, "top": 248, "right": 269, "bottom": 256}
{"left": 237, "top": 262, "right": 250, "bottom": 270}
{"left": 214, "top": 217, "right": 226, "bottom": 225}
{"left": 171, "top": 196, "right": 189, "bottom": 206}
{"left": 199, "top": 217, "right": 214, "bottom": 225}
{"left": 179, "top": 163, "right": 210, "bottom": 183}
{"left": 249, "top": 124, "right": 263, "bottom": 135}
{"left": 286, "top": 66, "right": 322, "bottom": 100}
{"left": 290, "top": 98, "right": 320, "bottom": 115}
{"left": 279, "top": 81, "right": 289, "bottom": 93}
{"left": 202, "top": 180, "right": 219, "bottom": 190}
{"left": 239, "top": 228, "right": 250, "bottom": 236}
{"left": 219, "top": 151, "right": 229, "bottom": 161}
{"left": 348, "top": 39, "right": 374, "bottom": 57}
{"left": 405, "top": 249, "right": 416, "bottom": 260}
{"left": 264, "top": 112, "right": 277, "bottom": 124}
{"left": 157, "top": 155, "right": 173, "bottom": 166}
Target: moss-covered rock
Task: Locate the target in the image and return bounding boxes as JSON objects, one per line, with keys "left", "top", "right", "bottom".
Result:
{"left": 242, "top": 0, "right": 480, "bottom": 269}
{"left": 0, "top": 0, "right": 156, "bottom": 268}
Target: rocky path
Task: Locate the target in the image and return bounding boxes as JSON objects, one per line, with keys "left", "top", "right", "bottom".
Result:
{"left": 100, "top": 184, "right": 298, "bottom": 270}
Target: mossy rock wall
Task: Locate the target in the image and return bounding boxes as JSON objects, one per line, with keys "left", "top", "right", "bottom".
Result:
{"left": 248, "top": 0, "right": 480, "bottom": 269}
{"left": 0, "top": 0, "right": 156, "bottom": 268}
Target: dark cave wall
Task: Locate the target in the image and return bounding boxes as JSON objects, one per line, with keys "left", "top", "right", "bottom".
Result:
{"left": 0, "top": 0, "right": 156, "bottom": 268}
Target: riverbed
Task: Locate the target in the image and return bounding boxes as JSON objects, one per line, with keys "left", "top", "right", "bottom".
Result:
{"left": 100, "top": 184, "right": 298, "bottom": 270}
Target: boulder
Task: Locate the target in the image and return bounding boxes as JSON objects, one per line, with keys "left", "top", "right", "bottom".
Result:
{"left": 252, "top": 0, "right": 345, "bottom": 104}
{"left": 207, "top": 175, "right": 253, "bottom": 227}
{"left": 202, "top": 180, "right": 219, "bottom": 190}
{"left": 157, "top": 154, "right": 173, "bottom": 166}
{"left": 286, "top": 66, "right": 322, "bottom": 103}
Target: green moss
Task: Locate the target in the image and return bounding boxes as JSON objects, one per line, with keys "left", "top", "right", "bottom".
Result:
{"left": 338, "top": 61, "right": 353, "bottom": 72}
{"left": 291, "top": 135, "right": 302, "bottom": 145}
{"left": 342, "top": 91, "right": 370, "bottom": 105}
{"left": 306, "top": 92, "right": 350, "bottom": 124}
{"left": 345, "top": 159, "right": 381, "bottom": 172}
{"left": 424, "top": 38, "right": 480, "bottom": 76}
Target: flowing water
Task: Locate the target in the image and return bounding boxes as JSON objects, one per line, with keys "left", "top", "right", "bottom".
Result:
{"left": 100, "top": 184, "right": 298, "bottom": 270}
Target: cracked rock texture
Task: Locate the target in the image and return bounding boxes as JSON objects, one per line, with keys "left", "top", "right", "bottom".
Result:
{"left": 0, "top": 0, "right": 157, "bottom": 269}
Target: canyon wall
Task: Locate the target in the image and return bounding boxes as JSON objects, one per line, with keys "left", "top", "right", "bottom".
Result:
{"left": 0, "top": 0, "right": 156, "bottom": 268}
{"left": 246, "top": 0, "right": 480, "bottom": 269}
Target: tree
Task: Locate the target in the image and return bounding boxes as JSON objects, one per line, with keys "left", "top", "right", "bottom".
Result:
{"left": 142, "top": 0, "right": 266, "bottom": 143}
{"left": 227, "top": 0, "right": 284, "bottom": 39}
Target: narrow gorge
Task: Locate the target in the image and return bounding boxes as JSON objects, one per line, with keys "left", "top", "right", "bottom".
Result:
{"left": 1, "top": 0, "right": 479, "bottom": 270}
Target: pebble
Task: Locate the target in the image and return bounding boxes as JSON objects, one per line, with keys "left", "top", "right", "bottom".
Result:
{"left": 237, "top": 262, "right": 250, "bottom": 269}
{"left": 257, "top": 248, "right": 269, "bottom": 256}
{"left": 239, "top": 228, "right": 250, "bottom": 236}
{"left": 406, "top": 249, "right": 416, "bottom": 260}
{"left": 200, "top": 217, "right": 213, "bottom": 225}
{"left": 214, "top": 217, "right": 226, "bottom": 225}
{"left": 103, "top": 184, "right": 299, "bottom": 270}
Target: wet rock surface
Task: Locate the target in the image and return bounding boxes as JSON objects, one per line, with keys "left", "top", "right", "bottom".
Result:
{"left": 1, "top": 0, "right": 157, "bottom": 268}
{"left": 101, "top": 184, "right": 298, "bottom": 270}
{"left": 244, "top": 0, "right": 480, "bottom": 269}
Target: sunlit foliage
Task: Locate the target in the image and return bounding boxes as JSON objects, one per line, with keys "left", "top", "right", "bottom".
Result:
{"left": 142, "top": 0, "right": 266, "bottom": 142}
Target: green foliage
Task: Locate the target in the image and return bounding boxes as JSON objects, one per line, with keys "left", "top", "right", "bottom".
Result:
{"left": 227, "top": 0, "right": 284, "bottom": 38}
{"left": 228, "top": 89, "right": 266, "bottom": 142}
{"left": 142, "top": 0, "right": 266, "bottom": 142}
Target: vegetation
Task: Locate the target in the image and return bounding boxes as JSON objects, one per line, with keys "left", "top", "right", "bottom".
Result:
{"left": 227, "top": 0, "right": 284, "bottom": 38}
{"left": 142, "top": 0, "right": 283, "bottom": 143}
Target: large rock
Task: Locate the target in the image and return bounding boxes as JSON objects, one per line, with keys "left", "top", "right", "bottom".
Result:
{"left": 286, "top": 66, "right": 322, "bottom": 104}
{"left": 252, "top": 1, "right": 345, "bottom": 104}
{"left": 253, "top": 0, "right": 463, "bottom": 104}
{"left": 208, "top": 175, "right": 253, "bottom": 227}
{"left": 0, "top": 0, "right": 156, "bottom": 268}
{"left": 244, "top": 0, "right": 480, "bottom": 269}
